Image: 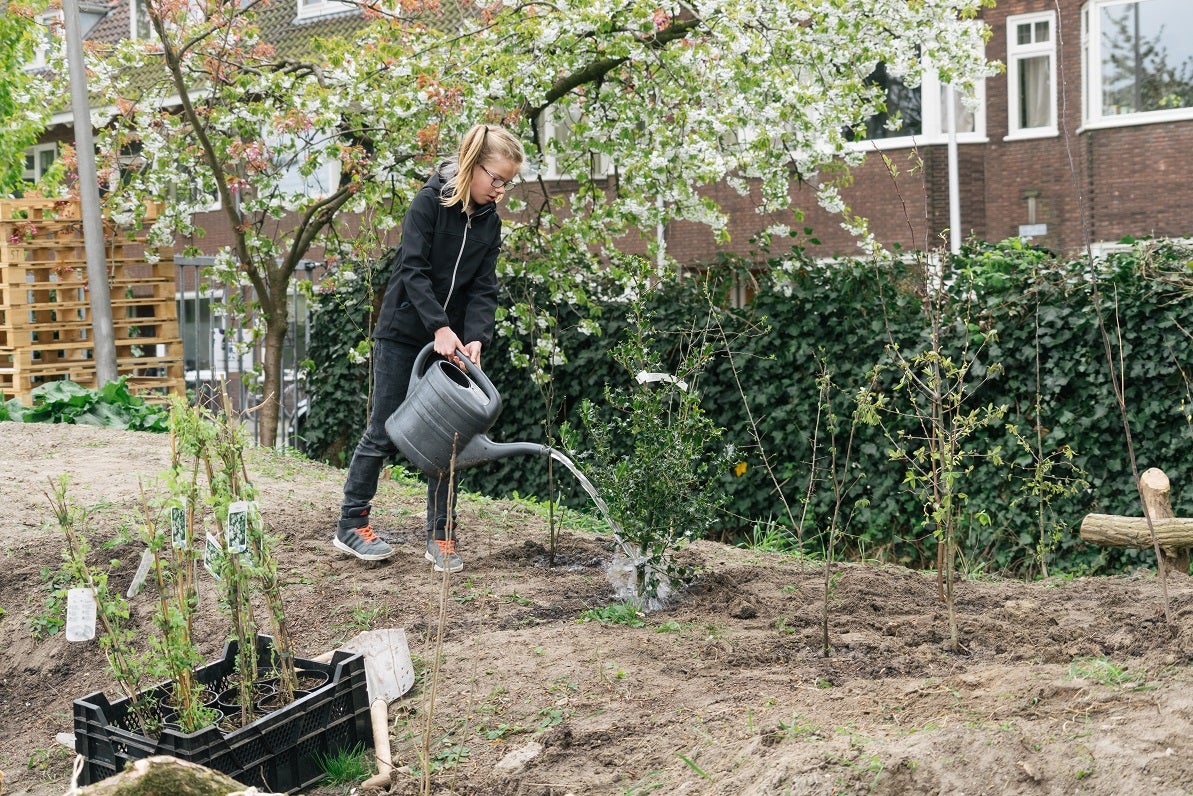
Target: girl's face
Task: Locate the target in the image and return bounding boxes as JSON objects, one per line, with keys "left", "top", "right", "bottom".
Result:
{"left": 470, "top": 157, "right": 519, "bottom": 208}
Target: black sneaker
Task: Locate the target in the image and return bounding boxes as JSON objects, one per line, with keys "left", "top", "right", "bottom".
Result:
{"left": 425, "top": 538, "right": 463, "bottom": 573}
{"left": 333, "top": 524, "right": 395, "bottom": 561}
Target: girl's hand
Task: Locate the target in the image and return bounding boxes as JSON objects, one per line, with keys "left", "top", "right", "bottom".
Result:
{"left": 460, "top": 341, "right": 482, "bottom": 367}
{"left": 434, "top": 326, "right": 466, "bottom": 368}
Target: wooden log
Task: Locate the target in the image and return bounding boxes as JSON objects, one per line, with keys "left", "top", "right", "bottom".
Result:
{"left": 1080, "top": 514, "right": 1193, "bottom": 549}
{"left": 76, "top": 756, "right": 284, "bottom": 796}
{"left": 1141, "top": 467, "right": 1189, "bottom": 575}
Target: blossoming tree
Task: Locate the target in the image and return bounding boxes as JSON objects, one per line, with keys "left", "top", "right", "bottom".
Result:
{"left": 79, "top": 0, "right": 992, "bottom": 444}
{"left": 1, "top": 3, "right": 56, "bottom": 195}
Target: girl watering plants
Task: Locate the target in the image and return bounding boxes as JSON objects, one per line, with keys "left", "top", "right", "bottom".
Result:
{"left": 333, "top": 123, "right": 525, "bottom": 573}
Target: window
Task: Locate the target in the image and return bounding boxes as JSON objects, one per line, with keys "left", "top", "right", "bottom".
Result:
{"left": 131, "top": 0, "right": 153, "bottom": 39}
{"left": 1007, "top": 11, "right": 1057, "bottom": 137}
{"left": 847, "top": 62, "right": 985, "bottom": 150}
{"left": 25, "top": 11, "right": 61, "bottom": 71}
{"left": 295, "top": 0, "right": 352, "bottom": 21}
{"left": 131, "top": 0, "right": 207, "bottom": 39}
{"left": 535, "top": 105, "right": 612, "bottom": 181}
{"left": 1083, "top": 0, "right": 1193, "bottom": 126}
{"left": 271, "top": 133, "right": 341, "bottom": 203}
{"left": 22, "top": 143, "right": 58, "bottom": 183}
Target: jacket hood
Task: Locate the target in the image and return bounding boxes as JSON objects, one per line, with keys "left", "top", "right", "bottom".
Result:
{"left": 429, "top": 160, "right": 495, "bottom": 216}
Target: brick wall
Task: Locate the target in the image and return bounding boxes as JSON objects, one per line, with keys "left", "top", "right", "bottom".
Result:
{"left": 662, "top": 0, "right": 1193, "bottom": 259}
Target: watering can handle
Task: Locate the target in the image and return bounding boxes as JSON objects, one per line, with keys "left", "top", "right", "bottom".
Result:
{"left": 454, "top": 347, "right": 500, "bottom": 403}
{"left": 410, "top": 342, "right": 499, "bottom": 403}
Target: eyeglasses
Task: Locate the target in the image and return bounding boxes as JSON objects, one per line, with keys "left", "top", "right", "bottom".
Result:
{"left": 478, "top": 163, "right": 518, "bottom": 190}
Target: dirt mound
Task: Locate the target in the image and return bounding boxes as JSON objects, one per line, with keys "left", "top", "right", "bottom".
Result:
{"left": 1, "top": 422, "right": 1191, "bottom": 795}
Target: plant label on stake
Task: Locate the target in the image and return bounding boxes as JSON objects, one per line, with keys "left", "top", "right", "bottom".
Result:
{"left": 170, "top": 505, "right": 187, "bottom": 549}
{"left": 226, "top": 501, "right": 249, "bottom": 554}
{"left": 204, "top": 533, "right": 223, "bottom": 581}
{"left": 126, "top": 548, "right": 154, "bottom": 598}
{"left": 65, "top": 587, "right": 97, "bottom": 642}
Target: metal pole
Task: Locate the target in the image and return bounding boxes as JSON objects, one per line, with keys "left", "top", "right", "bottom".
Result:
{"left": 62, "top": 0, "right": 118, "bottom": 384}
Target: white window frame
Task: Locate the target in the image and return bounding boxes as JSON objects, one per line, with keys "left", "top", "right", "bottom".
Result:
{"left": 1082, "top": 0, "right": 1193, "bottom": 129}
{"left": 130, "top": 0, "right": 208, "bottom": 39}
{"left": 536, "top": 105, "right": 612, "bottom": 181}
{"left": 130, "top": 0, "right": 152, "bottom": 40}
{"left": 25, "top": 10, "right": 61, "bottom": 71}
{"left": 270, "top": 132, "right": 341, "bottom": 204}
{"left": 1006, "top": 11, "right": 1058, "bottom": 140}
{"left": 846, "top": 66, "right": 987, "bottom": 152}
{"left": 295, "top": 0, "right": 353, "bottom": 21}
{"left": 23, "top": 143, "right": 58, "bottom": 183}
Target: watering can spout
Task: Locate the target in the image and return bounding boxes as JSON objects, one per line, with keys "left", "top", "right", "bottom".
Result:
{"left": 458, "top": 437, "right": 550, "bottom": 470}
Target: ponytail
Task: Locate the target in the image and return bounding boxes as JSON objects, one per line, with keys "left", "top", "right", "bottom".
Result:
{"left": 441, "top": 124, "right": 525, "bottom": 212}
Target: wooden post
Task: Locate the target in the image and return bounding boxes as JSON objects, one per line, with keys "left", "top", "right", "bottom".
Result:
{"left": 1141, "top": 468, "right": 1189, "bottom": 575}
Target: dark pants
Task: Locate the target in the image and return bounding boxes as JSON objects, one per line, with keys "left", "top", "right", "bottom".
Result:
{"left": 340, "top": 338, "right": 456, "bottom": 538}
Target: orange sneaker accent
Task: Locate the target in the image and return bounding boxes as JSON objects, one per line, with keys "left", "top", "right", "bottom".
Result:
{"left": 434, "top": 538, "right": 456, "bottom": 554}
{"left": 357, "top": 524, "right": 380, "bottom": 543}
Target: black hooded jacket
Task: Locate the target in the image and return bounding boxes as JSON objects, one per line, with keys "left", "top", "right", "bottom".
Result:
{"left": 373, "top": 166, "right": 502, "bottom": 349}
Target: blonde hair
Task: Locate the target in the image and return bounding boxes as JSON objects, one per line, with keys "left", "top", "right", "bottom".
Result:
{"left": 441, "top": 124, "right": 525, "bottom": 212}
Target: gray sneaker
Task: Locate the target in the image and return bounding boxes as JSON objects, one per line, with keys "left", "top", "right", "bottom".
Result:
{"left": 333, "top": 524, "right": 395, "bottom": 561}
{"left": 425, "top": 538, "right": 463, "bottom": 573}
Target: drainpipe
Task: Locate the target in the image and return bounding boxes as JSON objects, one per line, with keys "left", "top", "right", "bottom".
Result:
{"left": 945, "top": 83, "right": 961, "bottom": 255}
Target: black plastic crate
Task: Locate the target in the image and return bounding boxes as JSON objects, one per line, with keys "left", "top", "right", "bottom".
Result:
{"left": 73, "top": 635, "right": 371, "bottom": 793}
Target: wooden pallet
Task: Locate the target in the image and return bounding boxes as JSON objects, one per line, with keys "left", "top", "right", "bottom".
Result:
{"left": 0, "top": 199, "right": 183, "bottom": 403}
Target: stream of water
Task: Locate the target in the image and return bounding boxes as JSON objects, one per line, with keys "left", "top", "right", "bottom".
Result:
{"left": 545, "top": 448, "right": 672, "bottom": 610}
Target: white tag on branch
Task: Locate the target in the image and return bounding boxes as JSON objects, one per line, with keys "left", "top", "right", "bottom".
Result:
{"left": 65, "top": 587, "right": 97, "bottom": 642}
{"left": 635, "top": 371, "right": 689, "bottom": 392}
{"left": 204, "top": 533, "right": 223, "bottom": 581}
{"left": 225, "top": 501, "right": 250, "bottom": 554}
{"left": 170, "top": 505, "right": 188, "bottom": 549}
{"left": 126, "top": 548, "right": 154, "bottom": 598}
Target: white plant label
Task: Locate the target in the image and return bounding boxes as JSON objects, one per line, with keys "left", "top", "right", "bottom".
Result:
{"left": 226, "top": 501, "right": 249, "bottom": 554}
{"left": 126, "top": 548, "right": 154, "bottom": 599}
{"left": 204, "top": 533, "right": 223, "bottom": 581}
{"left": 170, "top": 505, "right": 187, "bottom": 549}
{"left": 65, "top": 587, "right": 97, "bottom": 642}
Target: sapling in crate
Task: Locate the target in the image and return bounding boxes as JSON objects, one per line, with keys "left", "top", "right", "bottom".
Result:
{"left": 188, "top": 394, "right": 298, "bottom": 713}
{"left": 49, "top": 476, "right": 165, "bottom": 735}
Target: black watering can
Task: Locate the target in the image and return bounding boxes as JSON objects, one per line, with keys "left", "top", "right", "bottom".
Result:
{"left": 385, "top": 343, "right": 549, "bottom": 479}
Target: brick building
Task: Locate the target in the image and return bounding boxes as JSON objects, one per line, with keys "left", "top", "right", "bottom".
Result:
{"left": 666, "top": 0, "right": 1193, "bottom": 259}
{"left": 24, "top": 0, "right": 1193, "bottom": 262}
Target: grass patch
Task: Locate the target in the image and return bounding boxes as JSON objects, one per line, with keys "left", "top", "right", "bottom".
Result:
{"left": 1068, "top": 657, "right": 1144, "bottom": 688}
{"left": 578, "top": 602, "right": 646, "bottom": 627}
{"left": 315, "top": 741, "right": 372, "bottom": 785}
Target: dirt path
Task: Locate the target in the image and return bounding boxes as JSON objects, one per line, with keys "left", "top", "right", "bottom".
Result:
{"left": 1, "top": 422, "right": 1191, "bottom": 795}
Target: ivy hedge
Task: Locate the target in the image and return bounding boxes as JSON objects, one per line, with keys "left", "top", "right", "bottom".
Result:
{"left": 303, "top": 238, "right": 1193, "bottom": 577}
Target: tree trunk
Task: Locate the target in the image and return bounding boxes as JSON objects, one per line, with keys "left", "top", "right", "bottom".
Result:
{"left": 77, "top": 756, "right": 283, "bottom": 796}
{"left": 256, "top": 287, "right": 289, "bottom": 449}
{"left": 1141, "top": 467, "right": 1189, "bottom": 576}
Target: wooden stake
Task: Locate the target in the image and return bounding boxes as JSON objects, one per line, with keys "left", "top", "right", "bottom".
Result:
{"left": 1141, "top": 468, "right": 1189, "bottom": 576}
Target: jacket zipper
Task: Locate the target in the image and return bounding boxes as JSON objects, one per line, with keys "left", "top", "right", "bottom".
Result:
{"left": 443, "top": 205, "right": 491, "bottom": 310}
{"left": 444, "top": 215, "right": 469, "bottom": 310}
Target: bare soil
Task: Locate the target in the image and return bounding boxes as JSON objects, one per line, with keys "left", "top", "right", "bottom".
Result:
{"left": 2, "top": 423, "right": 1193, "bottom": 796}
